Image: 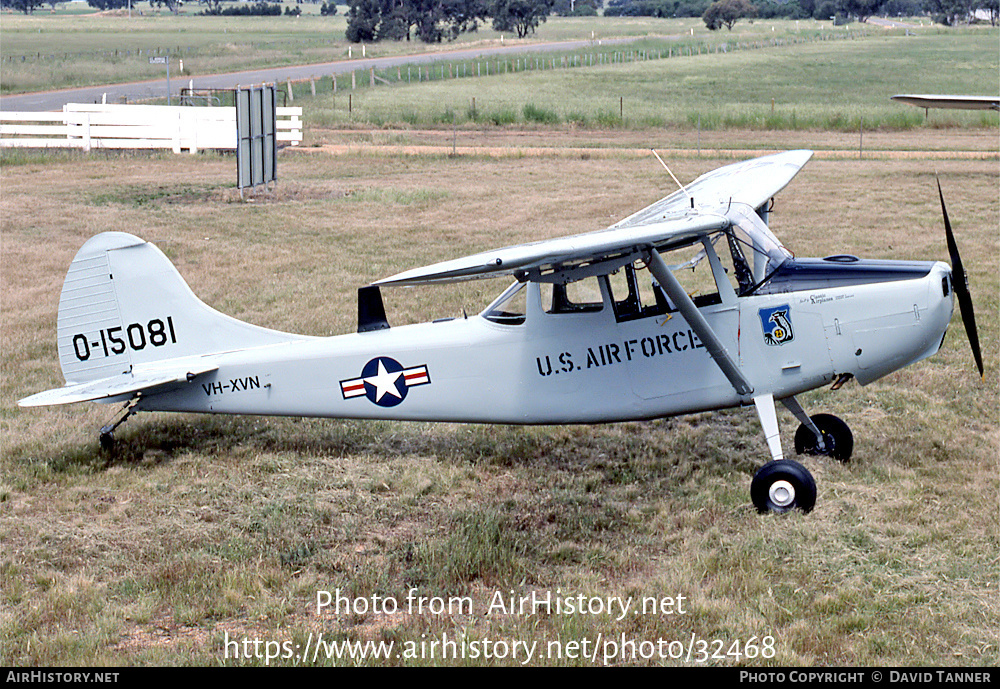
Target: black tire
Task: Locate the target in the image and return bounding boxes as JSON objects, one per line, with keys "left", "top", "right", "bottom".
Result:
{"left": 751, "top": 460, "right": 817, "bottom": 514}
{"left": 794, "top": 413, "right": 853, "bottom": 463}
{"left": 100, "top": 432, "right": 115, "bottom": 453}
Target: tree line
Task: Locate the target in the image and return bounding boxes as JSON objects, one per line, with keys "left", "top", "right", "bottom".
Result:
{"left": 608, "top": 0, "right": 997, "bottom": 27}
{"left": 2, "top": 0, "right": 994, "bottom": 34}
{"left": 344, "top": 0, "right": 590, "bottom": 42}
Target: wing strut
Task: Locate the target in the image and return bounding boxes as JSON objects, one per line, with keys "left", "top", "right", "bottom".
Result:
{"left": 644, "top": 249, "right": 754, "bottom": 396}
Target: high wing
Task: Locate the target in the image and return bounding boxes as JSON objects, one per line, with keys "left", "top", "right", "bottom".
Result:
{"left": 891, "top": 94, "right": 1000, "bottom": 111}
{"left": 19, "top": 362, "right": 218, "bottom": 407}
{"left": 375, "top": 150, "right": 813, "bottom": 286}
{"left": 375, "top": 213, "right": 730, "bottom": 286}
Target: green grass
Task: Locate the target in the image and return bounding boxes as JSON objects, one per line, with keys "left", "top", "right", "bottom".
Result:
{"left": 306, "top": 27, "right": 998, "bottom": 131}
{"left": 4, "top": 12, "right": 996, "bottom": 134}
{"left": 1, "top": 9, "right": 350, "bottom": 94}
{"left": 0, "top": 12, "right": 702, "bottom": 94}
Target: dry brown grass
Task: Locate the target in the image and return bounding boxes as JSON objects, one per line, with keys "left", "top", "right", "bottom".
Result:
{"left": 1, "top": 129, "right": 997, "bottom": 666}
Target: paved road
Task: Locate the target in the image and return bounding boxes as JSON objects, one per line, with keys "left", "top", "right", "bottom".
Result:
{"left": 0, "top": 38, "right": 633, "bottom": 112}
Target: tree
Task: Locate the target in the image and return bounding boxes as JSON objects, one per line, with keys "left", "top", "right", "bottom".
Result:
{"left": 836, "top": 0, "right": 880, "bottom": 21}
{"left": 149, "top": 0, "right": 182, "bottom": 13}
{"left": 346, "top": 0, "right": 382, "bottom": 40}
{"left": 925, "top": 0, "right": 973, "bottom": 24}
{"left": 346, "top": 0, "right": 487, "bottom": 42}
{"left": 702, "top": 0, "right": 756, "bottom": 29}
{"left": 9, "top": 0, "right": 44, "bottom": 12}
{"left": 415, "top": 0, "right": 488, "bottom": 42}
{"left": 490, "top": 0, "right": 555, "bottom": 38}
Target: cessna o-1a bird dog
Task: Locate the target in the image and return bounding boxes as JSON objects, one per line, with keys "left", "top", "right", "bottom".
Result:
{"left": 20, "top": 150, "right": 982, "bottom": 514}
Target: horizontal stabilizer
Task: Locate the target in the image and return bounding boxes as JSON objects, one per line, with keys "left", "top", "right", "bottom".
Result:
{"left": 19, "top": 363, "right": 217, "bottom": 407}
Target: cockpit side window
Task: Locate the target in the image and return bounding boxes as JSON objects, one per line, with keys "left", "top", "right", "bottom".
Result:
{"left": 541, "top": 278, "right": 604, "bottom": 315}
{"left": 605, "top": 232, "right": 760, "bottom": 323}
{"left": 605, "top": 262, "right": 672, "bottom": 322}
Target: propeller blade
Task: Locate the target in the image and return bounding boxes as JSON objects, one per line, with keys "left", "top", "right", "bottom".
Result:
{"left": 937, "top": 178, "right": 984, "bottom": 378}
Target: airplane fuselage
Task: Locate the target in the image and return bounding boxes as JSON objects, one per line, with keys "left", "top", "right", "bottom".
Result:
{"left": 138, "top": 257, "right": 954, "bottom": 425}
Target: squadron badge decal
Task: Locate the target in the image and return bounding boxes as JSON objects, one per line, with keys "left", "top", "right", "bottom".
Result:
{"left": 340, "top": 357, "right": 430, "bottom": 407}
{"left": 759, "top": 305, "right": 794, "bottom": 346}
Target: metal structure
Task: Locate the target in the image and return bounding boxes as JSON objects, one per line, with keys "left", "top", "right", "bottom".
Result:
{"left": 235, "top": 84, "right": 277, "bottom": 194}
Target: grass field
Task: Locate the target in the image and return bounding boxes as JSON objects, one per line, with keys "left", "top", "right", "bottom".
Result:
{"left": 293, "top": 26, "right": 997, "bottom": 131}
{"left": 1, "top": 12, "right": 998, "bottom": 668}
{"left": 0, "top": 11, "right": 665, "bottom": 94}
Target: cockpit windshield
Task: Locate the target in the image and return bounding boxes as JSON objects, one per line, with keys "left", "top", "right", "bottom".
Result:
{"left": 726, "top": 203, "right": 792, "bottom": 284}
{"left": 482, "top": 280, "right": 527, "bottom": 325}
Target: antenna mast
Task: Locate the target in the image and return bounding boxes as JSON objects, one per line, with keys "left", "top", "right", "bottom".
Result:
{"left": 651, "top": 149, "right": 694, "bottom": 209}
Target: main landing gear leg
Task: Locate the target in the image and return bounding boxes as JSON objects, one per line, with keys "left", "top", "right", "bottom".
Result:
{"left": 751, "top": 394, "right": 817, "bottom": 514}
{"left": 99, "top": 399, "right": 139, "bottom": 453}
{"left": 782, "top": 395, "right": 854, "bottom": 463}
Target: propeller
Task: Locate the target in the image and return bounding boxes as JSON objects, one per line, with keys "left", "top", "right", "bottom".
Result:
{"left": 937, "top": 178, "right": 984, "bottom": 378}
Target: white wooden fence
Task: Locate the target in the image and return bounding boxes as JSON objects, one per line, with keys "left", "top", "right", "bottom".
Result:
{"left": 0, "top": 103, "right": 302, "bottom": 153}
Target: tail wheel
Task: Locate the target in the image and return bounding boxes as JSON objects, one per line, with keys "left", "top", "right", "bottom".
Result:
{"left": 751, "top": 460, "right": 817, "bottom": 514}
{"left": 794, "top": 413, "right": 853, "bottom": 463}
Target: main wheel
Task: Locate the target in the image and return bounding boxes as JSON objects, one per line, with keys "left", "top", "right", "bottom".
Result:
{"left": 794, "top": 413, "right": 853, "bottom": 463}
{"left": 751, "top": 460, "right": 817, "bottom": 514}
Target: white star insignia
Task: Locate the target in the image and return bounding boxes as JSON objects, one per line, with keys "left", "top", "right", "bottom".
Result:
{"left": 364, "top": 360, "right": 403, "bottom": 403}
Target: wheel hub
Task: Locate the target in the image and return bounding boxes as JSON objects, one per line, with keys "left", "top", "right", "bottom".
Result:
{"left": 819, "top": 432, "right": 835, "bottom": 454}
{"left": 769, "top": 480, "right": 796, "bottom": 508}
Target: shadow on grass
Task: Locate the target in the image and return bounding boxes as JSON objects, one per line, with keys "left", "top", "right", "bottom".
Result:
{"left": 14, "top": 408, "right": 769, "bottom": 514}
{"left": 88, "top": 409, "right": 767, "bottom": 482}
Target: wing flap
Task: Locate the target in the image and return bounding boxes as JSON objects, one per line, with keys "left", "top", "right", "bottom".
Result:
{"left": 19, "top": 363, "right": 218, "bottom": 407}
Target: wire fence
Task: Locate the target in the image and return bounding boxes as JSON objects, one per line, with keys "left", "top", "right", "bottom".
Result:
{"left": 273, "top": 29, "right": 873, "bottom": 103}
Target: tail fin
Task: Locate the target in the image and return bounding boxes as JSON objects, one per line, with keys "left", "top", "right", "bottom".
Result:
{"left": 57, "top": 232, "right": 306, "bottom": 385}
